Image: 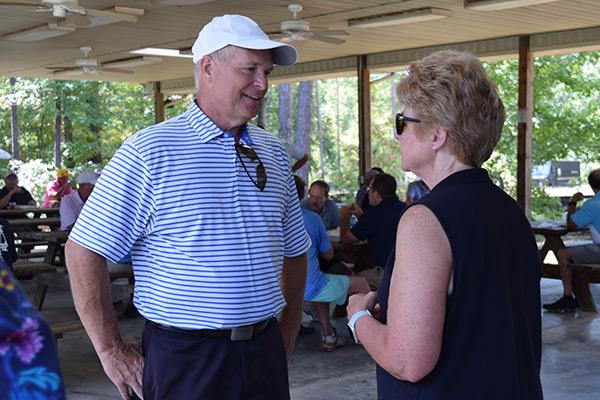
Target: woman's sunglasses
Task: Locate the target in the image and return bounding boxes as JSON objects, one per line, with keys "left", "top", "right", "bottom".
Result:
{"left": 395, "top": 113, "right": 422, "bottom": 136}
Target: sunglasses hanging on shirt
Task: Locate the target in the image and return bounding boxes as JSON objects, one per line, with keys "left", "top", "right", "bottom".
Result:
{"left": 235, "top": 142, "right": 267, "bottom": 191}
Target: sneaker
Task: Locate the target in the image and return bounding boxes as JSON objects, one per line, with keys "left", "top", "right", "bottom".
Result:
{"left": 320, "top": 328, "right": 346, "bottom": 352}
{"left": 543, "top": 295, "right": 578, "bottom": 312}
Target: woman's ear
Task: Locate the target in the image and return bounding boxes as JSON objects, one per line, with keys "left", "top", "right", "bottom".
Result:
{"left": 431, "top": 127, "right": 448, "bottom": 150}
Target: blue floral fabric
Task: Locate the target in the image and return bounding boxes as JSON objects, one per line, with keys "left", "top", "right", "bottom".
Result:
{"left": 0, "top": 260, "right": 66, "bottom": 399}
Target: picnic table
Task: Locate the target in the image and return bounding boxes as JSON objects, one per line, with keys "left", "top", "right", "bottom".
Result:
{"left": 0, "top": 207, "right": 60, "bottom": 218}
{"left": 327, "top": 228, "right": 375, "bottom": 271}
{"left": 531, "top": 220, "right": 600, "bottom": 312}
{"left": 17, "top": 230, "right": 69, "bottom": 265}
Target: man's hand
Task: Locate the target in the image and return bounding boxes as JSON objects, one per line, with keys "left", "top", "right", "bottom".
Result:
{"left": 339, "top": 204, "right": 353, "bottom": 218}
{"left": 98, "top": 341, "right": 144, "bottom": 400}
{"left": 570, "top": 192, "right": 584, "bottom": 204}
{"left": 349, "top": 203, "right": 364, "bottom": 218}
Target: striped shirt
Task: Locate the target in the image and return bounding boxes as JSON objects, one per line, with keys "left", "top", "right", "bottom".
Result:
{"left": 70, "top": 101, "right": 311, "bottom": 329}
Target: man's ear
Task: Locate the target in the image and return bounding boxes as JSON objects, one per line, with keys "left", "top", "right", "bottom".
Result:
{"left": 200, "top": 55, "right": 215, "bottom": 81}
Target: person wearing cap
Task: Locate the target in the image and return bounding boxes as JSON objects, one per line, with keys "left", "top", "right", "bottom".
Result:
{"left": 59, "top": 171, "right": 98, "bottom": 231}
{"left": 0, "top": 173, "right": 36, "bottom": 210}
{"left": 42, "top": 168, "right": 74, "bottom": 208}
{"left": 65, "top": 14, "right": 309, "bottom": 400}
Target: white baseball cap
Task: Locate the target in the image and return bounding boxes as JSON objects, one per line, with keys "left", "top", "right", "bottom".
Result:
{"left": 77, "top": 170, "right": 99, "bottom": 185}
{"left": 192, "top": 14, "right": 297, "bottom": 66}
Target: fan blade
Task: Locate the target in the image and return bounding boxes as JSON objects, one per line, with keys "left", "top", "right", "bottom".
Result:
{"left": 310, "top": 33, "right": 345, "bottom": 45}
{"left": 64, "top": 13, "right": 91, "bottom": 26}
{"left": 85, "top": 8, "right": 138, "bottom": 23}
{"left": 51, "top": 68, "right": 85, "bottom": 77}
{"left": 99, "top": 67, "right": 134, "bottom": 74}
{"left": 311, "top": 29, "right": 349, "bottom": 36}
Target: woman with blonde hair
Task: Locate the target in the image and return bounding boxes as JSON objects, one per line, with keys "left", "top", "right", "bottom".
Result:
{"left": 346, "top": 50, "right": 542, "bottom": 399}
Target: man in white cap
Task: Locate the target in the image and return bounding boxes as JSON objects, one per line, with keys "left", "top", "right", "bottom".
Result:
{"left": 59, "top": 170, "right": 98, "bottom": 231}
{"left": 65, "top": 14, "right": 309, "bottom": 400}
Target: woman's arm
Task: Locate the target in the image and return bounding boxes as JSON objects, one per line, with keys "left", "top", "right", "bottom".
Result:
{"left": 349, "top": 205, "right": 452, "bottom": 382}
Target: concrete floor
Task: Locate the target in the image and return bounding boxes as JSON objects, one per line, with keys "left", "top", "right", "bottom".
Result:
{"left": 24, "top": 276, "right": 600, "bottom": 399}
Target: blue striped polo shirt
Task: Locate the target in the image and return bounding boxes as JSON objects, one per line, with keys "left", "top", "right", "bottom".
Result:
{"left": 69, "top": 101, "right": 311, "bottom": 329}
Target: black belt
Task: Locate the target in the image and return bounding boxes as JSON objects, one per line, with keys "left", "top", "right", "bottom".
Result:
{"left": 148, "top": 318, "right": 273, "bottom": 341}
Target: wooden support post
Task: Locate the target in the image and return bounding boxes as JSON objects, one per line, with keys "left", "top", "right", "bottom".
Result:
{"left": 153, "top": 82, "right": 165, "bottom": 124}
{"left": 357, "top": 55, "right": 371, "bottom": 185}
{"left": 516, "top": 35, "right": 534, "bottom": 217}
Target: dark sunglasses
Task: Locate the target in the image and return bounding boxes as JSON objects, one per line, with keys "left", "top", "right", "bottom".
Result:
{"left": 235, "top": 143, "right": 267, "bottom": 191}
{"left": 395, "top": 113, "right": 421, "bottom": 136}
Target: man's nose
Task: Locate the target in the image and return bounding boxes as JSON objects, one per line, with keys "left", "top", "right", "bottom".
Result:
{"left": 254, "top": 71, "right": 268, "bottom": 91}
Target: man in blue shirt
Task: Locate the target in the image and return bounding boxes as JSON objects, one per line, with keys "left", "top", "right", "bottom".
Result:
{"left": 65, "top": 15, "right": 309, "bottom": 399}
{"left": 295, "top": 176, "right": 369, "bottom": 351}
{"left": 544, "top": 169, "right": 600, "bottom": 312}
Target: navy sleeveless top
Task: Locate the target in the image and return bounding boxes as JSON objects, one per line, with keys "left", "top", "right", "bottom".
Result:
{"left": 377, "top": 168, "right": 543, "bottom": 399}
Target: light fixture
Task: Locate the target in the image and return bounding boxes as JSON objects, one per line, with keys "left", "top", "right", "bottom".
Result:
{"left": 130, "top": 47, "right": 193, "bottom": 58}
{"left": 2, "top": 23, "right": 75, "bottom": 42}
{"left": 464, "top": 0, "right": 561, "bottom": 11}
{"left": 103, "top": 56, "right": 163, "bottom": 68}
{"left": 347, "top": 8, "right": 451, "bottom": 28}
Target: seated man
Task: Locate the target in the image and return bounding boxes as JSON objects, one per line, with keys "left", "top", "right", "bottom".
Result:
{"left": 340, "top": 173, "right": 406, "bottom": 288}
{"left": 295, "top": 176, "right": 369, "bottom": 351}
{"left": 405, "top": 179, "right": 430, "bottom": 204}
{"left": 544, "top": 169, "right": 600, "bottom": 312}
{"left": 0, "top": 173, "right": 36, "bottom": 209}
{"left": 42, "top": 168, "right": 73, "bottom": 208}
{"left": 301, "top": 180, "right": 340, "bottom": 230}
{"left": 355, "top": 167, "right": 384, "bottom": 211}
{"left": 60, "top": 170, "right": 98, "bottom": 231}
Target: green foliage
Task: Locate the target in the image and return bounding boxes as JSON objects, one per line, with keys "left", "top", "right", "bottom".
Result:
{"left": 1, "top": 50, "right": 599, "bottom": 215}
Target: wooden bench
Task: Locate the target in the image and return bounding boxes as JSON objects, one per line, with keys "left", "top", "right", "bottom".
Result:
{"left": 13, "top": 262, "right": 59, "bottom": 310}
{"left": 50, "top": 320, "right": 84, "bottom": 340}
{"left": 16, "top": 251, "right": 49, "bottom": 260}
{"left": 568, "top": 263, "right": 600, "bottom": 312}
{"left": 12, "top": 262, "right": 57, "bottom": 280}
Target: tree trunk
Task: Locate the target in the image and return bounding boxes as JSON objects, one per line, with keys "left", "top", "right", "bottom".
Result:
{"left": 390, "top": 76, "right": 396, "bottom": 138}
{"left": 257, "top": 94, "right": 268, "bottom": 129}
{"left": 295, "top": 81, "right": 313, "bottom": 183}
{"left": 54, "top": 96, "right": 62, "bottom": 167}
{"left": 88, "top": 85, "right": 102, "bottom": 164}
{"left": 336, "top": 78, "right": 341, "bottom": 173}
{"left": 63, "top": 115, "right": 73, "bottom": 143}
{"left": 9, "top": 77, "right": 19, "bottom": 160}
{"left": 278, "top": 83, "right": 293, "bottom": 142}
{"left": 315, "top": 81, "right": 325, "bottom": 179}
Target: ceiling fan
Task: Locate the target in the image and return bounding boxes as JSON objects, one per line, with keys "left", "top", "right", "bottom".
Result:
{"left": 269, "top": 4, "right": 349, "bottom": 45}
{"left": 46, "top": 46, "right": 152, "bottom": 77}
{"left": 0, "top": 1, "right": 142, "bottom": 40}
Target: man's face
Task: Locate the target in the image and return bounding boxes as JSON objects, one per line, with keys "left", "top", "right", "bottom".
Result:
{"left": 4, "top": 177, "right": 17, "bottom": 190}
{"left": 308, "top": 185, "right": 327, "bottom": 213}
{"left": 367, "top": 184, "right": 377, "bottom": 207}
{"left": 205, "top": 47, "right": 273, "bottom": 131}
{"left": 78, "top": 183, "right": 95, "bottom": 201}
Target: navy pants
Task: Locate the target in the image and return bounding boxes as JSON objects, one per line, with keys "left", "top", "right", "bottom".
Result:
{"left": 141, "top": 319, "right": 290, "bottom": 400}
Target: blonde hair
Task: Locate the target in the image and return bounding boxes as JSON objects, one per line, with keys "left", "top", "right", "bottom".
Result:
{"left": 396, "top": 50, "right": 505, "bottom": 167}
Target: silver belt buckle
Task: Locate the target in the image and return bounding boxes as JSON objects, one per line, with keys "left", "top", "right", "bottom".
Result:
{"left": 230, "top": 325, "right": 254, "bottom": 341}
